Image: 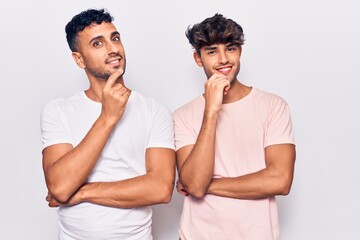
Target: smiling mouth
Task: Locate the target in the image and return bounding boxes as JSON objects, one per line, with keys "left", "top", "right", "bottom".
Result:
{"left": 217, "top": 66, "right": 232, "bottom": 74}
{"left": 108, "top": 59, "right": 120, "bottom": 65}
{"left": 106, "top": 55, "right": 122, "bottom": 65}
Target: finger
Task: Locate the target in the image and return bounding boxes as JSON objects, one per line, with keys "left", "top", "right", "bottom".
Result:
{"left": 49, "top": 198, "right": 61, "bottom": 207}
{"left": 216, "top": 78, "right": 230, "bottom": 89}
{"left": 208, "top": 72, "right": 228, "bottom": 82}
{"left": 104, "top": 69, "right": 123, "bottom": 90}
{"left": 223, "top": 82, "right": 231, "bottom": 95}
{"left": 46, "top": 194, "right": 52, "bottom": 202}
{"left": 206, "top": 75, "right": 228, "bottom": 87}
{"left": 112, "top": 83, "right": 125, "bottom": 92}
{"left": 182, "top": 190, "right": 189, "bottom": 196}
{"left": 49, "top": 202, "right": 59, "bottom": 208}
{"left": 178, "top": 188, "right": 189, "bottom": 196}
{"left": 206, "top": 78, "right": 229, "bottom": 93}
{"left": 120, "top": 91, "right": 131, "bottom": 100}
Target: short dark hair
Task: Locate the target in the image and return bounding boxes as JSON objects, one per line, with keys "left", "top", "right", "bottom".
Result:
{"left": 65, "top": 8, "right": 113, "bottom": 52}
{"left": 185, "top": 13, "right": 245, "bottom": 55}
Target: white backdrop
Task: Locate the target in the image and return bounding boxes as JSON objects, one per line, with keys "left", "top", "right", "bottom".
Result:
{"left": 1, "top": 0, "right": 359, "bottom": 239}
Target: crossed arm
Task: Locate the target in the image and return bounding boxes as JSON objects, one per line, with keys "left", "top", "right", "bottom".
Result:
{"left": 45, "top": 146, "right": 175, "bottom": 208}
{"left": 176, "top": 137, "right": 295, "bottom": 200}
{"left": 177, "top": 143, "right": 295, "bottom": 199}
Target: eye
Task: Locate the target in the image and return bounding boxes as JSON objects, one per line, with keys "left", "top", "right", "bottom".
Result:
{"left": 207, "top": 50, "right": 216, "bottom": 55}
{"left": 227, "top": 47, "right": 236, "bottom": 51}
{"left": 112, "top": 36, "right": 120, "bottom": 42}
{"left": 93, "top": 41, "right": 103, "bottom": 47}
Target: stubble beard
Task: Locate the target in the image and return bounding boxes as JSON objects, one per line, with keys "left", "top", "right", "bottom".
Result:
{"left": 86, "top": 58, "right": 126, "bottom": 81}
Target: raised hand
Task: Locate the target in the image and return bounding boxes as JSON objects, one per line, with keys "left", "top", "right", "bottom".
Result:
{"left": 204, "top": 73, "right": 230, "bottom": 115}
{"left": 100, "top": 69, "right": 130, "bottom": 125}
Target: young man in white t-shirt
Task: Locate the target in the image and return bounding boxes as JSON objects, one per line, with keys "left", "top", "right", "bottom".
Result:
{"left": 173, "top": 14, "right": 296, "bottom": 239}
{"left": 41, "top": 9, "right": 175, "bottom": 240}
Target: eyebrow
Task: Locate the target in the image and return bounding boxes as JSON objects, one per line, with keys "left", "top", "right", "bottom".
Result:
{"left": 110, "top": 31, "right": 120, "bottom": 38}
{"left": 89, "top": 31, "right": 120, "bottom": 44}
{"left": 204, "top": 46, "right": 217, "bottom": 51}
{"left": 204, "top": 43, "right": 235, "bottom": 51}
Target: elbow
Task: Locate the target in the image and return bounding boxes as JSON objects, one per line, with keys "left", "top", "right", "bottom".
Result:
{"left": 159, "top": 187, "right": 173, "bottom": 204}
{"left": 45, "top": 171, "right": 76, "bottom": 203}
{"left": 160, "top": 192, "right": 172, "bottom": 204}
{"left": 47, "top": 183, "right": 73, "bottom": 203}
{"left": 189, "top": 190, "right": 206, "bottom": 199}
{"left": 276, "top": 177, "right": 293, "bottom": 196}
{"left": 179, "top": 176, "right": 208, "bottom": 198}
{"left": 155, "top": 182, "right": 174, "bottom": 204}
{"left": 184, "top": 184, "right": 207, "bottom": 199}
{"left": 279, "top": 183, "right": 292, "bottom": 196}
{"left": 277, "top": 186, "right": 290, "bottom": 196}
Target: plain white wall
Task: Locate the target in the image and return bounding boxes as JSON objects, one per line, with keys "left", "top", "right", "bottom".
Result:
{"left": 1, "top": 0, "right": 359, "bottom": 239}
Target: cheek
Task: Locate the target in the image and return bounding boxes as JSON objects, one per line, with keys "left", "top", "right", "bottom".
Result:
{"left": 201, "top": 59, "right": 215, "bottom": 69}
{"left": 86, "top": 54, "right": 102, "bottom": 65}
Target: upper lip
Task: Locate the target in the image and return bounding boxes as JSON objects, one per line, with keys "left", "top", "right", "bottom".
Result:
{"left": 106, "top": 57, "right": 122, "bottom": 64}
{"left": 216, "top": 65, "right": 232, "bottom": 70}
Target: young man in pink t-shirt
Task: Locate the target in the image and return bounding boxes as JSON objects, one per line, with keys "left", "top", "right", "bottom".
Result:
{"left": 173, "top": 14, "right": 296, "bottom": 240}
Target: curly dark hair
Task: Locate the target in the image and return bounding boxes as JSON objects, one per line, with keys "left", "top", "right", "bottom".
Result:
{"left": 65, "top": 8, "right": 113, "bottom": 52}
{"left": 186, "top": 13, "right": 245, "bottom": 55}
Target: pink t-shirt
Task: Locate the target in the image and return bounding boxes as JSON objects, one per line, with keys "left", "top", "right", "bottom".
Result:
{"left": 173, "top": 88, "right": 295, "bottom": 240}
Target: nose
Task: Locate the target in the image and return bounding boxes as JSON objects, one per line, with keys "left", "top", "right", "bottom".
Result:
{"left": 107, "top": 42, "right": 119, "bottom": 55}
{"left": 218, "top": 50, "right": 229, "bottom": 64}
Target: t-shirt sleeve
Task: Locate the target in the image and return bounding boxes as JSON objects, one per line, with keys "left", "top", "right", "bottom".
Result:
{"left": 173, "top": 108, "right": 197, "bottom": 151}
{"left": 147, "top": 105, "right": 175, "bottom": 150}
{"left": 264, "top": 97, "right": 295, "bottom": 147}
{"left": 40, "top": 101, "right": 73, "bottom": 151}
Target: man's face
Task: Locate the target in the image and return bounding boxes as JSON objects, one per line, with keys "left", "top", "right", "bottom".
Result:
{"left": 194, "top": 43, "right": 241, "bottom": 84}
{"left": 73, "top": 22, "right": 126, "bottom": 81}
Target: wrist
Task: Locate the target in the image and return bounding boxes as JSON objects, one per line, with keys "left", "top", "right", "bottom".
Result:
{"left": 203, "top": 109, "right": 218, "bottom": 119}
{"left": 201, "top": 110, "right": 218, "bottom": 131}
{"left": 97, "top": 114, "right": 118, "bottom": 129}
{"left": 206, "top": 178, "right": 218, "bottom": 194}
{"left": 78, "top": 182, "right": 94, "bottom": 202}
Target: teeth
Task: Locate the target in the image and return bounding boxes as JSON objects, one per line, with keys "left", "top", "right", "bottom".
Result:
{"left": 218, "top": 67, "right": 231, "bottom": 73}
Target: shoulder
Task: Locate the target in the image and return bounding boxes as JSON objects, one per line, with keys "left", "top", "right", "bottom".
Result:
{"left": 43, "top": 92, "right": 83, "bottom": 109}
{"left": 173, "top": 95, "right": 203, "bottom": 119}
{"left": 132, "top": 91, "right": 172, "bottom": 116}
{"left": 41, "top": 92, "right": 84, "bottom": 117}
{"left": 252, "top": 88, "right": 289, "bottom": 108}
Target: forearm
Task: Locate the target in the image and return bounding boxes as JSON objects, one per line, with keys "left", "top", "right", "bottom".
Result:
{"left": 207, "top": 167, "right": 294, "bottom": 199}
{"left": 179, "top": 113, "right": 217, "bottom": 198}
{"left": 77, "top": 173, "right": 174, "bottom": 208}
{"left": 45, "top": 115, "right": 117, "bottom": 202}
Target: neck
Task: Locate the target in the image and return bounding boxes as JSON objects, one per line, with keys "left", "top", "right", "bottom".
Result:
{"left": 85, "top": 75, "right": 127, "bottom": 103}
{"left": 222, "top": 80, "right": 252, "bottom": 104}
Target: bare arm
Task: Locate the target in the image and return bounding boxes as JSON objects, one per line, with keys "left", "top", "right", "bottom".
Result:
{"left": 206, "top": 144, "right": 296, "bottom": 199}
{"left": 177, "top": 73, "right": 230, "bottom": 198}
{"left": 43, "top": 70, "right": 130, "bottom": 203}
{"left": 47, "top": 148, "right": 175, "bottom": 208}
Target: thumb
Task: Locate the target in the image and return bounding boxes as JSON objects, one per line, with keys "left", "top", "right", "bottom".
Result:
{"left": 104, "top": 69, "right": 123, "bottom": 90}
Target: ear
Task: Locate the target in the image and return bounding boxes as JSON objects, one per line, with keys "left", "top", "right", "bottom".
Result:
{"left": 193, "top": 52, "right": 203, "bottom": 67}
{"left": 72, "top": 52, "right": 85, "bottom": 69}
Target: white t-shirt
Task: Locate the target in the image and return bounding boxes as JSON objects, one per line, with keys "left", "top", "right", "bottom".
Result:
{"left": 41, "top": 90, "right": 174, "bottom": 240}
